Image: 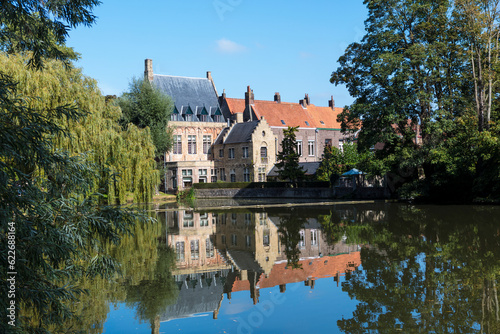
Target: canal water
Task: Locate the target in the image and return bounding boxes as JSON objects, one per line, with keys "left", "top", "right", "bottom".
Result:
{"left": 83, "top": 202, "right": 499, "bottom": 333}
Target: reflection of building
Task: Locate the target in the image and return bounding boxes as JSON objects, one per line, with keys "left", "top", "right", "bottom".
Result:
{"left": 163, "top": 210, "right": 363, "bottom": 321}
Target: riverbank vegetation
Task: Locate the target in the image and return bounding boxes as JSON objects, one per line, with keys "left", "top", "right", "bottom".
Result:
{"left": 332, "top": 0, "right": 500, "bottom": 203}
{"left": 0, "top": 1, "right": 166, "bottom": 333}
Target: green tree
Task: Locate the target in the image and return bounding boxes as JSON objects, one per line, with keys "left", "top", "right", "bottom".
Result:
{"left": 0, "top": 0, "right": 100, "bottom": 68}
{"left": 276, "top": 126, "right": 305, "bottom": 182}
{"left": 317, "top": 143, "right": 361, "bottom": 183}
{"left": 316, "top": 144, "right": 343, "bottom": 182}
{"left": 331, "top": 0, "right": 500, "bottom": 201}
{"left": 0, "top": 73, "right": 151, "bottom": 333}
{"left": 118, "top": 77, "right": 174, "bottom": 156}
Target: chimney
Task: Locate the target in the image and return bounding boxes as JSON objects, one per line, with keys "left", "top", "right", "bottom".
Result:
{"left": 274, "top": 92, "right": 281, "bottom": 103}
{"left": 236, "top": 112, "right": 243, "bottom": 123}
{"left": 207, "top": 71, "right": 219, "bottom": 96}
{"left": 245, "top": 86, "right": 254, "bottom": 106}
{"left": 329, "top": 96, "right": 335, "bottom": 109}
{"left": 304, "top": 93, "right": 310, "bottom": 106}
{"left": 221, "top": 89, "right": 226, "bottom": 100}
{"left": 144, "top": 59, "right": 153, "bottom": 82}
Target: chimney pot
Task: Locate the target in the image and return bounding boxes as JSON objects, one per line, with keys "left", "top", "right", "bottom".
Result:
{"left": 329, "top": 95, "right": 335, "bottom": 109}
{"left": 274, "top": 92, "right": 281, "bottom": 103}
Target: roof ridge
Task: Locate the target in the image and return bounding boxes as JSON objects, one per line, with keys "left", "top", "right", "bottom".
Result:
{"left": 154, "top": 74, "right": 207, "bottom": 80}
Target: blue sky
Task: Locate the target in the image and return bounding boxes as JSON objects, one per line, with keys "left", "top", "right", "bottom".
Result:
{"left": 68, "top": 0, "right": 368, "bottom": 108}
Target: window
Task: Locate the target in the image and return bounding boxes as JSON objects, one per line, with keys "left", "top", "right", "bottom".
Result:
{"left": 244, "top": 213, "right": 252, "bottom": 225}
{"left": 198, "top": 169, "right": 207, "bottom": 183}
{"left": 188, "top": 135, "right": 197, "bottom": 154}
{"left": 206, "top": 238, "right": 214, "bottom": 258}
{"left": 305, "top": 121, "right": 310, "bottom": 126}
{"left": 182, "top": 169, "right": 192, "bottom": 176}
{"left": 246, "top": 235, "right": 252, "bottom": 248}
{"left": 231, "top": 234, "right": 237, "bottom": 246}
{"left": 219, "top": 148, "right": 224, "bottom": 158}
{"left": 229, "top": 148, "right": 235, "bottom": 159}
{"left": 231, "top": 213, "right": 237, "bottom": 224}
{"left": 221, "top": 235, "right": 226, "bottom": 245}
{"left": 211, "top": 169, "right": 217, "bottom": 183}
{"left": 297, "top": 140, "right": 303, "bottom": 156}
{"left": 311, "top": 230, "right": 318, "bottom": 246}
{"left": 230, "top": 169, "right": 236, "bottom": 182}
{"left": 243, "top": 167, "right": 250, "bottom": 182}
{"left": 203, "top": 135, "right": 212, "bottom": 154}
{"left": 173, "top": 135, "right": 182, "bottom": 154}
{"left": 200, "top": 213, "right": 209, "bottom": 226}
{"left": 190, "top": 240, "right": 199, "bottom": 259}
{"left": 242, "top": 147, "right": 249, "bottom": 158}
{"left": 299, "top": 230, "right": 305, "bottom": 248}
{"left": 258, "top": 167, "right": 266, "bottom": 182}
{"left": 260, "top": 146, "right": 268, "bottom": 164}
{"left": 176, "top": 241, "right": 185, "bottom": 261}
{"left": 339, "top": 140, "right": 344, "bottom": 152}
{"left": 263, "top": 229, "right": 270, "bottom": 247}
{"left": 183, "top": 211, "right": 194, "bottom": 228}
{"left": 220, "top": 168, "right": 226, "bottom": 181}
{"left": 325, "top": 139, "right": 332, "bottom": 146}
{"left": 308, "top": 140, "right": 315, "bottom": 156}
{"left": 281, "top": 120, "right": 286, "bottom": 125}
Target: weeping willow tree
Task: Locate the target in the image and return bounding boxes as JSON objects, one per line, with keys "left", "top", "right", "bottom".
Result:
{"left": 0, "top": 53, "right": 159, "bottom": 203}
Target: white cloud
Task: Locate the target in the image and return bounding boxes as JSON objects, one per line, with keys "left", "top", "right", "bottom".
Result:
{"left": 216, "top": 38, "right": 247, "bottom": 54}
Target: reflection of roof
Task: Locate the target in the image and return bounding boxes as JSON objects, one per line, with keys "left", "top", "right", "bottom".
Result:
{"left": 268, "top": 162, "right": 320, "bottom": 177}
{"left": 227, "top": 252, "right": 361, "bottom": 294}
{"left": 159, "top": 271, "right": 229, "bottom": 322}
{"left": 226, "top": 249, "right": 262, "bottom": 272}
{"left": 224, "top": 121, "right": 259, "bottom": 144}
{"left": 342, "top": 168, "right": 364, "bottom": 176}
{"left": 152, "top": 75, "right": 220, "bottom": 112}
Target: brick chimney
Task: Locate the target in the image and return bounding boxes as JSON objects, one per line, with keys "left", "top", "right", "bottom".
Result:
{"left": 274, "top": 92, "right": 281, "bottom": 103}
{"left": 300, "top": 94, "right": 310, "bottom": 108}
{"left": 245, "top": 86, "right": 254, "bottom": 106}
{"left": 144, "top": 59, "right": 153, "bottom": 82}
{"left": 329, "top": 95, "right": 335, "bottom": 109}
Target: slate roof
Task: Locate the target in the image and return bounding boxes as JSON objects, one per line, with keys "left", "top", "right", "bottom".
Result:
{"left": 152, "top": 74, "right": 224, "bottom": 122}
{"left": 223, "top": 121, "right": 259, "bottom": 144}
{"left": 268, "top": 162, "right": 320, "bottom": 177}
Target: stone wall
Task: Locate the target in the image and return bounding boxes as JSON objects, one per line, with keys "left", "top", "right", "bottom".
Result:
{"left": 194, "top": 186, "right": 390, "bottom": 200}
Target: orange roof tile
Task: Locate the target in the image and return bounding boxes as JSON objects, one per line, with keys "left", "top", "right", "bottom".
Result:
{"left": 225, "top": 98, "right": 246, "bottom": 114}
{"left": 251, "top": 100, "right": 316, "bottom": 128}
{"left": 306, "top": 105, "right": 343, "bottom": 129}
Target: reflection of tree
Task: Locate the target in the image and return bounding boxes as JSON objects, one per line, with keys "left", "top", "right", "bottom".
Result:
{"left": 123, "top": 244, "right": 178, "bottom": 333}
{"left": 278, "top": 210, "right": 307, "bottom": 268}
{"left": 337, "top": 205, "right": 500, "bottom": 333}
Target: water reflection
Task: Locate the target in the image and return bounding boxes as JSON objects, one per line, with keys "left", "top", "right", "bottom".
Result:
{"left": 76, "top": 203, "right": 500, "bottom": 333}
{"left": 162, "top": 207, "right": 363, "bottom": 322}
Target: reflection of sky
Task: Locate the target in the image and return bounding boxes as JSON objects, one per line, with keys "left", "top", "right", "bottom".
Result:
{"left": 103, "top": 275, "right": 359, "bottom": 333}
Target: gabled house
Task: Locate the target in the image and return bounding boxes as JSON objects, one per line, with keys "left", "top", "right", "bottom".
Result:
{"left": 220, "top": 86, "right": 353, "bottom": 166}
{"left": 145, "top": 59, "right": 228, "bottom": 190}
{"left": 212, "top": 116, "right": 276, "bottom": 182}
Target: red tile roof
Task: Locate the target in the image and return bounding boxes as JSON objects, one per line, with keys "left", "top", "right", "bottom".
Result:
{"left": 223, "top": 97, "right": 343, "bottom": 130}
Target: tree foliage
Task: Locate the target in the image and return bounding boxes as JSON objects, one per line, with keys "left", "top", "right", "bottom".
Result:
{"left": 332, "top": 0, "right": 500, "bottom": 201}
{"left": 0, "top": 0, "right": 100, "bottom": 68}
{"left": 117, "top": 77, "right": 174, "bottom": 156}
{"left": 0, "top": 53, "right": 160, "bottom": 204}
{"left": 276, "top": 126, "right": 305, "bottom": 182}
{"left": 316, "top": 143, "right": 361, "bottom": 182}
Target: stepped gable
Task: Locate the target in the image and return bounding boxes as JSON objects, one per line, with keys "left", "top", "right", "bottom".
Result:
{"left": 152, "top": 74, "right": 220, "bottom": 111}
